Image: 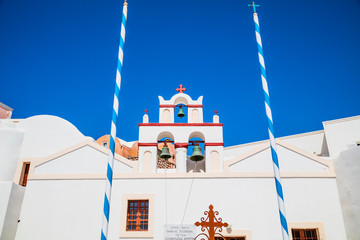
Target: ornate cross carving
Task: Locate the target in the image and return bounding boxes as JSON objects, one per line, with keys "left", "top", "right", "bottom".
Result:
{"left": 194, "top": 205, "right": 228, "bottom": 240}
{"left": 176, "top": 84, "right": 187, "bottom": 93}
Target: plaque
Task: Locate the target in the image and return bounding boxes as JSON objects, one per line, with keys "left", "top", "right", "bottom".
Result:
{"left": 164, "top": 224, "right": 196, "bottom": 240}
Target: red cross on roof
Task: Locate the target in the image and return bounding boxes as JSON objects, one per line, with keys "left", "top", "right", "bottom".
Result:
{"left": 176, "top": 84, "right": 186, "bottom": 93}
{"left": 144, "top": 109, "right": 148, "bottom": 114}
{"left": 214, "top": 109, "right": 218, "bottom": 115}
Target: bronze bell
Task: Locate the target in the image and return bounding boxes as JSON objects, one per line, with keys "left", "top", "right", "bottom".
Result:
{"left": 177, "top": 105, "right": 185, "bottom": 118}
{"left": 190, "top": 144, "right": 205, "bottom": 161}
{"left": 160, "top": 143, "right": 172, "bottom": 160}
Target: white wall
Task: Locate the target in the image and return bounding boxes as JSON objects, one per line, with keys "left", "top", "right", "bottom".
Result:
{"left": 139, "top": 126, "right": 223, "bottom": 145}
{"left": 15, "top": 180, "right": 104, "bottom": 240}
{"left": 0, "top": 120, "right": 24, "bottom": 181}
{"left": 323, "top": 116, "right": 360, "bottom": 158}
{"left": 0, "top": 183, "right": 25, "bottom": 240}
{"left": 35, "top": 146, "right": 133, "bottom": 174}
{"left": 0, "top": 182, "right": 13, "bottom": 235}
{"left": 334, "top": 147, "right": 360, "bottom": 240}
{"left": 15, "top": 177, "right": 346, "bottom": 240}
{"left": 17, "top": 115, "right": 90, "bottom": 158}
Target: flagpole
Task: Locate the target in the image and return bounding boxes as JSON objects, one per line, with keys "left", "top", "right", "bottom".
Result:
{"left": 248, "top": 2, "right": 289, "bottom": 240}
{"left": 101, "top": 0, "right": 128, "bottom": 239}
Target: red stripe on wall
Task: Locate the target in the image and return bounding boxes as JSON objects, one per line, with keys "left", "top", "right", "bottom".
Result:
{"left": 138, "top": 143, "right": 158, "bottom": 147}
{"left": 139, "top": 123, "right": 223, "bottom": 127}
{"left": 159, "top": 104, "right": 203, "bottom": 108}
{"left": 205, "top": 143, "right": 224, "bottom": 146}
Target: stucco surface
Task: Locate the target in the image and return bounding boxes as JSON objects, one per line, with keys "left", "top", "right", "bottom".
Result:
{"left": 334, "top": 147, "right": 360, "bottom": 240}
{"left": 15, "top": 177, "right": 346, "bottom": 240}
{"left": 0, "top": 120, "right": 24, "bottom": 181}
{"left": 34, "top": 145, "right": 133, "bottom": 174}
{"left": 18, "top": 115, "right": 90, "bottom": 158}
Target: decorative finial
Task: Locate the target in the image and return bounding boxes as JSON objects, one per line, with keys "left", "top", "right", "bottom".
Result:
{"left": 248, "top": 1, "right": 260, "bottom": 13}
{"left": 124, "top": 0, "right": 128, "bottom": 6}
{"left": 176, "top": 84, "right": 187, "bottom": 93}
{"left": 214, "top": 109, "right": 218, "bottom": 115}
{"left": 144, "top": 109, "right": 148, "bottom": 114}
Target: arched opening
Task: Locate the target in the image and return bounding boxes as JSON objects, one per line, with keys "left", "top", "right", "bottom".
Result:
{"left": 157, "top": 132, "right": 176, "bottom": 170}
{"left": 174, "top": 96, "right": 188, "bottom": 106}
{"left": 174, "top": 104, "right": 187, "bottom": 123}
{"left": 187, "top": 132, "right": 206, "bottom": 172}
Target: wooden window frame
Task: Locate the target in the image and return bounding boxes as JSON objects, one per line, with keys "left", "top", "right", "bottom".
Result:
{"left": 19, "top": 162, "right": 30, "bottom": 186}
{"left": 120, "top": 194, "right": 154, "bottom": 238}
{"left": 291, "top": 228, "right": 319, "bottom": 240}
{"left": 288, "top": 222, "right": 325, "bottom": 240}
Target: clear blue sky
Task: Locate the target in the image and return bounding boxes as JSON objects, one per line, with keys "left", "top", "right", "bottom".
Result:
{"left": 1, "top": 0, "right": 359, "bottom": 147}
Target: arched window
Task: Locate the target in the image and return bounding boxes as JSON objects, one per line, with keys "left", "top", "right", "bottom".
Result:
{"left": 187, "top": 132, "right": 206, "bottom": 172}
{"left": 157, "top": 132, "right": 176, "bottom": 170}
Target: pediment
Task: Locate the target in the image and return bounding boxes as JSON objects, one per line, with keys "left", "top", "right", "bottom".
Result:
{"left": 31, "top": 140, "right": 136, "bottom": 175}
{"left": 225, "top": 140, "right": 334, "bottom": 177}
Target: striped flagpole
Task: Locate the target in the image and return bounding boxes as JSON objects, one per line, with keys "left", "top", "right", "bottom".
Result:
{"left": 101, "top": 1, "right": 128, "bottom": 239}
{"left": 248, "top": 2, "right": 289, "bottom": 240}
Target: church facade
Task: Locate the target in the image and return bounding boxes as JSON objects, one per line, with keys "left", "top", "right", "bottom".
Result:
{"left": 0, "top": 88, "right": 359, "bottom": 240}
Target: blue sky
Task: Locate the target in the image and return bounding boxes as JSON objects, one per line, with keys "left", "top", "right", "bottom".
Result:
{"left": 1, "top": 0, "right": 359, "bottom": 147}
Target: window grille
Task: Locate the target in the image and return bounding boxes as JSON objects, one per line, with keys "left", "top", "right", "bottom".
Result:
{"left": 292, "top": 228, "right": 319, "bottom": 240}
{"left": 126, "top": 200, "right": 149, "bottom": 231}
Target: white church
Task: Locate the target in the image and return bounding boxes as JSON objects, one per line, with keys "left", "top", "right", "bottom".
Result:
{"left": 0, "top": 88, "right": 359, "bottom": 240}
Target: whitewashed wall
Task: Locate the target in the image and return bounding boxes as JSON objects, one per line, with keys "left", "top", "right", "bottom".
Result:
{"left": 323, "top": 116, "right": 360, "bottom": 158}
{"left": 15, "top": 177, "right": 346, "bottom": 240}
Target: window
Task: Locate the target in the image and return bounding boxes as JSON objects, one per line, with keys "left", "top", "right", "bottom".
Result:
{"left": 215, "top": 237, "right": 245, "bottom": 240}
{"left": 102, "top": 141, "right": 108, "bottom": 148}
{"left": 292, "top": 229, "right": 319, "bottom": 240}
{"left": 126, "top": 200, "right": 149, "bottom": 231}
{"left": 20, "top": 162, "right": 30, "bottom": 186}
{"left": 120, "top": 194, "right": 154, "bottom": 238}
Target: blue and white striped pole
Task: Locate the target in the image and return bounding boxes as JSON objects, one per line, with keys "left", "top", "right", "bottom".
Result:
{"left": 248, "top": 2, "right": 289, "bottom": 240}
{"left": 101, "top": 1, "right": 128, "bottom": 239}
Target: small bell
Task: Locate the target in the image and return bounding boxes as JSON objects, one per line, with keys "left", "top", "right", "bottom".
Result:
{"left": 160, "top": 141, "right": 172, "bottom": 160}
{"left": 190, "top": 143, "right": 205, "bottom": 161}
{"left": 177, "top": 105, "right": 185, "bottom": 118}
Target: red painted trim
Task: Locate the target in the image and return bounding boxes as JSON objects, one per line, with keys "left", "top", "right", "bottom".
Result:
{"left": 159, "top": 104, "right": 175, "bottom": 108}
{"left": 187, "top": 104, "right": 203, "bottom": 108}
{"left": 175, "top": 143, "right": 189, "bottom": 148}
{"left": 159, "top": 104, "right": 203, "bottom": 108}
{"left": 138, "top": 143, "right": 158, "bottom": 147}
{"left": 139, "top": 123, "right": 223, "bottom": 127}
{"left": 138, "top": 142, "right": 224, "bottom": 147}
{"left": 205, "top": 143, "right": 224, "bottom": 146}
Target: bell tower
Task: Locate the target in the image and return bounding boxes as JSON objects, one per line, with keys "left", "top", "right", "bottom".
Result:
{"left": 158, "top": 84, "right": 204, "bottom": 124}
{"left": 138, "top": 85, "right": 224, "bottom": 174}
